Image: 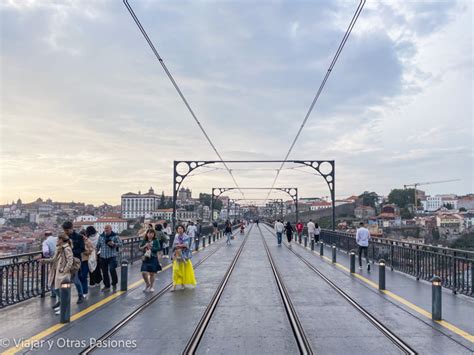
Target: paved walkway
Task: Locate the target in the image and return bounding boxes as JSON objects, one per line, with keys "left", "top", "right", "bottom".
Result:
{"left": 0, "top": 225, "right": 472, "bottom": 354}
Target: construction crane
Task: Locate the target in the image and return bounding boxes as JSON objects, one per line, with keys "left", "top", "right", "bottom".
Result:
{"left": 403, "top": 179, "right": 461, "bottom": 210}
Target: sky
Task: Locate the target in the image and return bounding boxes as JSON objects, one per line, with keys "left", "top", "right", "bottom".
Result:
{"left": 0, "top": 0, "right": 472, "bottom": 205}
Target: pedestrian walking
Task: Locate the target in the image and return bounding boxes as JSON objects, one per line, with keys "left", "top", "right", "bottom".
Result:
{"left": 285, "top": 221, "right": 294, "bottom": 248}
{"left": 295, "top": 221, "right": 303, "bottom": 242}
{"left": 140, "top": 229, "right": 162, "bottom": 292}
{"left": 86, "top": 226, "right": 102, "bottom": 287}
{"left": 224, "top": 220, "right": 232, "bottom": 245}
{"left": 314, "top": 223, "right": 321, "bottom": 243}
{"left": 186, "top": 221, "right": 198, "bottom": 250}
{"left": 162, "top": 222, "right": 171, "bottom": 258}
{"left": 356, "top": 222, "right": 371, "bottom": 271}
{"left": 62, "top": 221, "right": 85, "bottom": 304}
{"left": 42, "top": 231, "right": 58, "bottom": 298}
{"left": 80, "top": 232, "right": 94, "bottom": 299}
{"left": 274, "top": 219, "right": 284, "bottom": 246}
{"left": 307, "top": 219, "right": 316, "bottom": 241}
{"left": 40, "top": 234, "right": 75, "bottom": 315}
{"left": 171, "top": 225, "right": 196, "bottom": 291}
{"left": 96, "top": 224, "right": 122, "bottom": 291}
{"left": 212, "top": 221, "right": 218, "bottom": 239}
{"left": 155, "top": 224, "right": 169, "bottom": 259}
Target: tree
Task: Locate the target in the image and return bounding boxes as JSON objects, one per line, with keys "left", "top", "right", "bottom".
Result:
{"left": 358, "top": 191, "right": 378, "bottom": 208}
{"left": 388, "top": 188, "right": 415, "bottom": 209}
{"left": 400, "top": 208, "right": 413, "bottom": 219}
{"left": 449, "top": 232, "right": 474, "bottom": 251}
{"left": 443, "top": 203, "right": 454, "bottom": 210}
{"left": 160, "top": 191, "right": 166, "bottom": 208}
{"left": 459, "top": 207, "right": 467, "bottom": 212}
{"left": 199, "top": 193, "right": 223, "bottom": 211}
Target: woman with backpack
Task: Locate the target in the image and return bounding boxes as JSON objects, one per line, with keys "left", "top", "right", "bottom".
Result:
{"left": 140, "top": 229, "right": 162, "bottom": 293}
{"left": 40, "top": 234, "right": 74, "bottom": 315}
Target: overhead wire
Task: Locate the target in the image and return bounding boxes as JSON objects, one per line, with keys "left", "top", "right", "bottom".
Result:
{"left": 265, "top": 0, "right": 366, "bottom": 201}
{"left": 123, "top": 0, "right": 245, "bottom": 198}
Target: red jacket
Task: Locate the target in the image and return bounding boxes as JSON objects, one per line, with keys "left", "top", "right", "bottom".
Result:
{"left": 296, "top": 223, "right": 303, "bottom": 232}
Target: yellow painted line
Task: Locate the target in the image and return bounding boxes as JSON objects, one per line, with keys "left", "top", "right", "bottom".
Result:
{"left": 1, "top": 248, "right": 199, "bottom": 355}
{"left": 301, "top": 244, "right": 474, "bottom": 343}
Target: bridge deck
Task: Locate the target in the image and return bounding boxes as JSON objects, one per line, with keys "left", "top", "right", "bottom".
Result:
{"left": 0, "top": 225, "right": 472, "bottom": 354}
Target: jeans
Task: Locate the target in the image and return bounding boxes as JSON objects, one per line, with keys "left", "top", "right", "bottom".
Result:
{"left": 358, "top": 246, "right": 369, "bottom": 267}
{"left": 226, "top": 232, "right": 232, "bottom": 244}
{"left": 276, "top": 232, "right": 282, "bottom": 245}
{"left": 100, "top": 257, "right": 118, "bottom": 288}
{"left": 80, "top": 261, "right": 89, "bottom": 295}
{"left": 72, "top": 272, "right": 84, "bottom": 297}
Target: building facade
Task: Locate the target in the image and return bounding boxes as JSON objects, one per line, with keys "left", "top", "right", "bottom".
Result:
{"left": 121, "top": 187, "right": 160, "bottom": 219}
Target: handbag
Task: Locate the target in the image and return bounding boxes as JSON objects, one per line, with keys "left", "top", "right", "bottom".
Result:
{"left": 88, "top": 251, "right": 97, "bottom": 272}
{"left": 142, "top": 249, "right": 151, "bottom": 261}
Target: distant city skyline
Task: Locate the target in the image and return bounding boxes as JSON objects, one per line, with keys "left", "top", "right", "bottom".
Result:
{"left": 1, "top": 1, "right": 472, "bottom": 205}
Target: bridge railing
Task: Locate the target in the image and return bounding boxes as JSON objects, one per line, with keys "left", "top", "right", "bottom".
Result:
{"left": 0, "top": 224, "right": 230, "bottom": 308}
{"left": 0, "top": 236, "right": 143, "bottom": 308}
{"left": 320, "top": 229, "right": 474, "bottom": 296}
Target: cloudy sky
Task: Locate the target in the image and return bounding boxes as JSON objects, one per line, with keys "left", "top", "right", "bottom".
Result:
{"left": 0, "top": 0, "right": 472, "bottom": 205}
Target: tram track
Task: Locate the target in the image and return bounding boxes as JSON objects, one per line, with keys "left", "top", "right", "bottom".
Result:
{"left": 80, "top": 228, "right": 241, "bottom": 355}
{"left": 257, "top": 225, "right": 313, "bottom": 355}
{"left": 260, "top": 223, "right": 418, "bottom": 355}
{"left": 182, "top": 223, "right": 254, "bottom": 354}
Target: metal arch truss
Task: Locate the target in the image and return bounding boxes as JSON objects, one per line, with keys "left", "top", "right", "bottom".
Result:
{"left": 173, "top": 160, "right": 335, "bottom": 229}
{"left": 224, "top": 198, "right": 284, "bottom": 221}
{"left": 211, "top": 188, "right": 297, "bottom": 222}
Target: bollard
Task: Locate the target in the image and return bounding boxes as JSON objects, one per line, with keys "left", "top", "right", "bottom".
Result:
{"left": 304, "top": 237, "right": 308, "bottom": 248}
{"left": 311, "top": 239, "right": 315, "bottom": 251}
{"left": 431, "top": 276, "right": 442, "bottom": 321}
{"left": 195, "top": 238, "right": 199, "bottom": 252}
{"left": 378, "top": 259, "right": 386, "bottom": 290}
{"left": 350, "top": 250, "right": 356, "bottom": 273}
{"left": 120, "top": 260, "right": 128, "bottom": 291}
{"left": 320, "top": 242, "right": 324, "bottom": 256}
{"left": 202, "top": 237, "right": 206, "bottom": 248}
{"left": 332, "top": 245, "right": 336, "bottom": 263}
{"left": 208, "top": 235, "right": 212, "bottom": 245}
{"left": 299, "top": 234, "right": 302, "bottom": 244}
{"left": 213, "top": 234, "right": 216, "bottom": 242}
{"left": 60, "top": 279, "right": 71, "bottom": 323}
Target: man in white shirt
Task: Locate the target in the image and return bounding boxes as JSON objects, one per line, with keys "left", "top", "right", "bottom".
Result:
{"left": 307, "top": 219, "right": 316, "bottom": 241}
{"left": 274, "top": 219, "right": 284, "bottom": 246}
{"left": 356, "top": 222, "right": 371, "bottom": 271}
{"left": 186, "top": 221, "right": 198, "bottom": 249}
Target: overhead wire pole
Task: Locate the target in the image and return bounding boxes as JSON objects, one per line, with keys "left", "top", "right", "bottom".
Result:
{"left": 123, "top": 0, "right": 245, "bottom": 198}
{"left": 264, "top": 0, "right": 366, "bottom": 202}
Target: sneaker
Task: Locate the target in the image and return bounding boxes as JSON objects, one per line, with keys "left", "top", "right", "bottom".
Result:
{"left": 76, "top": 297, "right": 84, "bottom": 304}
{"left": 53, "top": 306, "right": 60, "bottom": 311}
{"left": 367, "top": 264, "right": 371, "bottom": 271}
{"left": 83, "top": 294, "right": 88, "bottom": 299}
{"left": 143, "top": 286, "right": 149, "bottom": 293}
{"left": 149, "top": 288, "right": 154, "bottom": 292}
{"left": 101, "top": 287, "right": 110, "bottom": 292}
{"left": 51, "top": 301, "right": 60, "bottom": 309}
{"left": 112, "top": 285, "right": 117, "bottom": 291}
{"left": 55, "top": 309, "right": 60, "bottom": 315}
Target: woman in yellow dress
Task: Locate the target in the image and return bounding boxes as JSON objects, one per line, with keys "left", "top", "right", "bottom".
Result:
{"left": 171, "top": 225, "right": 196, "bottom": 291}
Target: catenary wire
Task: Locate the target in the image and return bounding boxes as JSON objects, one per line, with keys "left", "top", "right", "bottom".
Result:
{"left": 123, "top": 0, "right": 245, "bottom": 198}
{"left": 265, "top": 0, "right": 366, "bottom": 201}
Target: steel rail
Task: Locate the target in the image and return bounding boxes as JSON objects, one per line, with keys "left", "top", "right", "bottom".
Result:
{"left": 80, "top": 229, "right": 239, "bottom": 354}
{"left": 260, "top": 223, "right": 417, "bottom": 355}
{"left": 182, "top": 224, "right": 254, "bottom": 354}
{"left": 257, "top": 225, "right": 313, "bottom": 355}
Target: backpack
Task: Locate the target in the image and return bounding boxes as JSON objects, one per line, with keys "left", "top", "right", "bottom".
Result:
{"left": 70, "top": 257, "right": 81, "bottom": 275}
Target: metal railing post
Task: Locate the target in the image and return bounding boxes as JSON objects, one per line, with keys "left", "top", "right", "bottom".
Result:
{"left": 120, "top": 260, "right": 128, "bottom": 292}
{"left": 379, "top": 259, "right": 386, "bottom": 290}
{"left": 431, "top": 276, "right": 442, "bottom": 321}
{"left": 350, "top": 250, "right": 355, "bottom": 273}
